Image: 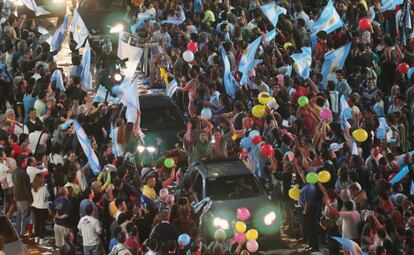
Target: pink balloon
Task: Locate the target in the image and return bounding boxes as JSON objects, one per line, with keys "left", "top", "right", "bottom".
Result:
{"left": 319, "top": 108, "right": 332, "bottom": 121}
{"left": 187, "top": 42, "right": 197, "bottom": 53}
{"left": 246, "top": 240, "right": 259, "bottom": 253}
{"left": 237, "top": 207, "right": 251, "bottom": 221}
{"left": 233, "top": 232, "right": 246, "bottom": 243}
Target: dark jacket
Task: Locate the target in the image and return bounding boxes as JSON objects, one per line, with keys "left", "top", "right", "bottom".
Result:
{"left": 12, "top": 167, "right": 32, "bottom": 202}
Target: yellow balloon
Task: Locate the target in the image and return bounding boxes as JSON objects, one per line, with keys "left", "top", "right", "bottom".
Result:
{"left": 235, "top": 221, "right": 247, "bottom": 233}
{"left": 245, "top": 229, "right": 259, "bottom": 241}
{"left": 252, "top": 105, "right": 266, "bottom": 118}
{"left": 231, "top": 133, "right": 238, "bottom": 141}
{"left": 318, "top": 170, "right": 331, "bottom": 183}
{"left": 352, "top": 129, "right": 368, "bottom": 142}
{"left": 258, "top": 92, "right": 273, "bottom": 105}
{"left": 284, "top": 42, "right": 293, "bottom": 51}
{"left": 288, "top": 186, "right": 300, "bottom": 200}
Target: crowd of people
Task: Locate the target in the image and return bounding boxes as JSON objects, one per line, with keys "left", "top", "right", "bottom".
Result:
{"left": 1, "top": 0, "right": 414, "bottom": 254}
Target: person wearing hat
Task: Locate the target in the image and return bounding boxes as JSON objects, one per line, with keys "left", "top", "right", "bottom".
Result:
{"left": 140, "top": 167, "right": 158, "bottom": 208}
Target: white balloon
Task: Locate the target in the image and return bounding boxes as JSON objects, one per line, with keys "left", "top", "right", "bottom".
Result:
{"left": 183, "top": 50, "right": 194, "bottom": 63}
{"left": 200, "top": 108, "right": 212, "bottom": 120}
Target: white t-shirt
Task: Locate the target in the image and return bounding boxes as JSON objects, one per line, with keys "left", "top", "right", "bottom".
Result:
{"left": 28, "top": 131, "right": 49, "bottom": 154}
{"left": 339, "top": 210, "right": 361, "bottom": 240}
{"left": 31, "top": 186, "right": 50, "bottom": 209}
{"left": 76, "top": 170, "right": 88, "bottom": 192}
{"left": 77, "top": 215, "right": 102, "bottom": 246}
{"left": 26, "top": 166, "right": 47, "bottom": 183}
{"left": 0, "top": 162, "right": 13, "bottom": 189}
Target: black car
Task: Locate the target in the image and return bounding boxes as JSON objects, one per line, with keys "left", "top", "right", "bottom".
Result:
{"left": 136, "top": 91, "right": 186, "bottom": 158}
{"left": 183, "top": 159, "right": 281, "bottom": 248}
{"left": 0, "top": 213, "right": 26, "bottom": 255}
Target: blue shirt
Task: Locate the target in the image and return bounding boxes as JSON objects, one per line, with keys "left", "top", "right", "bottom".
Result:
{"left": 52, "top": 197, "right": 73, "bottom": 227}
{"left": 109, "top": 238, "right": 118, "bottom": 252}
{"left": 23, "top": 95, "right": 36, "bottom": 122}
{"left": 299, "top": 184, "right": 316, "bottom": 207}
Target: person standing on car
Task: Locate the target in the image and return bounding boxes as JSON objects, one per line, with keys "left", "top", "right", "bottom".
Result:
{"left": 13, "top": 154, "right": 32, "bottom": 237}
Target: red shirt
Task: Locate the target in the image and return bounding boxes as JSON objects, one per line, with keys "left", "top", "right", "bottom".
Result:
{"left": 291, "top": 86, "right": 307, "bottom": 105}
{"left": 10, "top": 143, "right": 22, "bottom": 159}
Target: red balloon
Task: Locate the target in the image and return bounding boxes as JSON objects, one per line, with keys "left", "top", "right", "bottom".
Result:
{"left": 240, "top": 149, "right": 249, "bottom": 158}
{"left": 252, "top": 136, "right": 262, "bottom": 145}
{"left": 187, "top": 42, "right": 197, "bottom": 53}
{"left": 358, "top": 18, "right": 371, "bottom": 30}
{"left": 397, "top": 63, "right": 410, "bottom": 74}
{"left": 261, "top": 144, "right": 274, "bottom": 157}
{"left": 410, "top": 38, "right": 414, "bottom": 47}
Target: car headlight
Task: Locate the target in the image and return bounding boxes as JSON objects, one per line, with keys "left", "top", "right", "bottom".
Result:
{"left": 264, "top": 211, "right": 276, "bottom": 226}
{"left": 137, "top": 145, "right": 157, "bottom": 154}
{"left": 213, "top": 217, "right": 229, "bottom": 230}
{"left": 109, "top": 24, "right": 124, "bottom": 33}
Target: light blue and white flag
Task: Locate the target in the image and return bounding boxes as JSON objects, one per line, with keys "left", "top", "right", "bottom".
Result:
{"left": 220, "top": 46, "right": 240, "bottom": 99}
{"left": 80, "top": 40, "right": 92, "bottom": 90}
{"left": 109, "top": 124, "right": 123, "bottom": 157}
{"left": 331, "top": 237, "right": 367, "bottom": 255}
{"left": 130, "top": 13, "right": 152, "bottom": 33}
{"left": 290, "top": 47, "right": 312, "bottom": 79}
{"left": 239, "top": 36, "right": 262, "bottom": 73}
{"left": 381, "top": 0, "right": 403, "bottom": 12}
{"left": 163, "top": 6, "right": 186, "bottom": 25}
{"left": 70, "top": 9, "right": 89, "bottom": 49}
{"left": 166, "top": 79, "right": 179, "bottom": 98}
{"left": 73, "top": 120, "right": 101, "bottom": 176}
{"left": 51, "top": 69, "right": 65, "bottom": 91}
{"left": 21, "top": 0, "right": 50, "bottom": 16}
{"left": 51, "top": 16, "right": 69, "bottom": 52}
{"left": 240, "top": 59, "right": 261, "bottom": 85}
{"left": 93, "top": 85, "right": 120, "bottom": 104}
{"left": 117, "top": 32, "right": 144, "bottom": 77}
{"left": 194, "top": 0, "right": 203, "bottom": 13}
{"left": 118, "top": 77, "right": 140, "bottom": 123}
{"left": 262, "top": 29, "right": 276, "bottom": 47}
{"left": 389, "top": 165, "right": 410, "bottom": 185}
{"left": 311, "top": 0, "right": 344, "bottom": 35}
{"left": 321, "top": 42, "right": 352, "bottom": 86}
{"left": 260, "top": 2, "right": 287, "bottom": 27}
{"left": 339, "top": 95, "right": 352, "bottom": 131}
{"left": 376, "top": 117, "right": 391, "bottom": 140}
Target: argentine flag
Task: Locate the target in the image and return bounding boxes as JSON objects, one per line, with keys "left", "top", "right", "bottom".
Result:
{"left": 331, "top": 237, "right": 367, "bottom": 255}
{"left": 311, "top": 0, "right": 343, "bottom": 35}
{"left": 80, "top": 40, "right": 92, "bottom": 90}
{"left": 166, "top": 79, "right": 179, "bottom": 98}
{"left": 73, "top": 120, "right": 101, "bottom": 176}
{"left": 93, "top": 85, "right": 119, "bottom": 104}
{"left": 21, "top": 0, "right": 50, "bottom": 16}
{"left": 118, "top": 77, "right": 141, "bottom": 123}
{"left": 131, "top": 13, "right": 152, "bottom": 33}
{"left": 117, "top": 32, "right": 144, "bottom": 77}
{"left": 239, "top": 36, "right": 262, "bottom": 73}
{"left": 163, "top": 6, "right": 186, "bottom": 25}
{"left": 262, "top": 29, "right": 276, "bottom": 47}
{"left": 71, "top": 9, "right": 89, "bottom": 49}
{"left": 381, "top": 0, "right": 403, "bottom": 12}
{"left": 290, "top": 47, "right": 312, "bottom": 79}
{"left": 339, "top": 95, "right": 352, "bottom": 131}
{"left": 220, "top": 46, "right": 240, "bottom": 99}
{"left": 260, "top": 2, "right": 287, "bottom": 27}
{"left": 51, "top": 16, "right": 69, "bottom": 52}
{"left": 110, "top": 124, "right": 123, "bottom": 157}
{"left": 51, "top": 69, "right": 65, "bottom": 91}
{"left": 321, "top": 42, "right": 351, "bottom": 86}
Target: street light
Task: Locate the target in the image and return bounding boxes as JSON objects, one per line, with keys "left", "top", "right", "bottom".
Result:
{"left": 109, "top": 24, "right": 124, "bottom": 33}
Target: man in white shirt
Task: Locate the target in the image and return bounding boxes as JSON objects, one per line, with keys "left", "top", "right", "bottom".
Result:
{"left": 26, "top": 156, "right": 48, "bottom": 183}
{"left": 28, "top": 128, "right": 49, "bottom": 155}
{"left": 0, "top": 148, "right": 14, "bottom": 218}
{"left": 78, "top": 204, "right": 103, "bottom": 255}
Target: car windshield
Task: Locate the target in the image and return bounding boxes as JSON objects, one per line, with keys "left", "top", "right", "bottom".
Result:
{"left": 206, "top": 175, "right": 263, "bottom": 200}
{"left": 141, "top": 107, "right": 183, "bottom": 129}
{"left": 0, "top": 217, "right": 18, "bottom": 243}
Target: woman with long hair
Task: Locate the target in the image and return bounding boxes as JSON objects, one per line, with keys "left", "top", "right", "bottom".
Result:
{"left": 31, "top": 173, "right": 50, "bottom": 245}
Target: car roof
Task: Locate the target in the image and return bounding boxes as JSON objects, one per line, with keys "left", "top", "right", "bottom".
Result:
{"left": 139, "top": 90, "right": 177, "bottom": 109}
{"left": 193, "top": 159, "right": 252, "bottom": 178}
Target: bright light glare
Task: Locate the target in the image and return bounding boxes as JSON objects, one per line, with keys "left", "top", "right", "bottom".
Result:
{"left": 137, "top": 145, "right": 145, "bottom": 153}
{"left": 114, "top": 73, "right": 122, "bottom": 82}
{"left": 264, "top": 212, "right": 276, "bottom": 226}
{"left": 213, "top": 217, "right": 229, "bottom": 230}
{"left": 147, "top": 146, "right": 156, "bottom": 153}
{"left": 52, "top": 0, "right": 64, "bottom": 3}
{"left": 110, "top": 24, "right": 124, "bottom": 33}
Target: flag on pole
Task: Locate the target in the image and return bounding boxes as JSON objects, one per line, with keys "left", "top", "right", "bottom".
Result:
{"left": 220, "top": 46, "right": 240, "bottom": 99}
{"left": 339, "top": 95, "right": 352, "bottom": 130}
{"left": 166, "top": 79, "right": 179, "bottom": 98}
{"left": 80, "top": 40, "right": 92, "bottom": 90}
{"left": 21, "top": 0, "right": 50, "bottom": 16}
{"left": 389, "top": 165, "right": 410, "bottom": 185}
{"left": 51, "top": 69, "right": 65, "bottom": 91}
{"left": 93, "top": 85, "right": 120, "bottom": 104}
{"left": 381, "top": 0, "right": 403, "bottom": 12}
{"left": 331, "top": 237, "right": 367, "bottom": 255}
{"left": 290, "top": 47, "right": 312, "bottom": 79}
{"left": 73, "top": 120, "right": 101, "bottom": 176}
{"left": 118, "top": 77, "right": 141, "bottom": 123}
{"left": 260, "top": 2, "right": 287, "bottom": 27}
{"left": 321, "top": 42, "right": 352, "bottom": 86}
{"left": 117, "top": 32, "right": 144, "bottom": 77}
{"left": 70, "top": 9, "right": 89, "bottom": 49}
{"left": 110, "top": 124, "right": 123, "bottom": 157}
{"left": 262, "top": 29, "right": 276, "bottom": 47}
{"left": 51, "top": 16, "right": 69, "bottom": 52}
{"left": 311, "top": 0, "right": 344, "bottom": 35}
{"left": 163, "top": 6, "right": 186, "bottom": 25}
{"left": 239, "top": 36, "right": 262, "bottom": 73}
{"left": 240, "top": 59, "right": 261, "bottom": 85}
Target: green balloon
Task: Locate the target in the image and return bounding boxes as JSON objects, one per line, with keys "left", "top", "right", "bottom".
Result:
{"left": 306, "top": 172, "right": 318, "bottom": 184}
{"left": 298, "top": 96, "right": 309, "bottom": 107}
{"left": 164, "top": 158, "right": 175, "bottom": 168}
